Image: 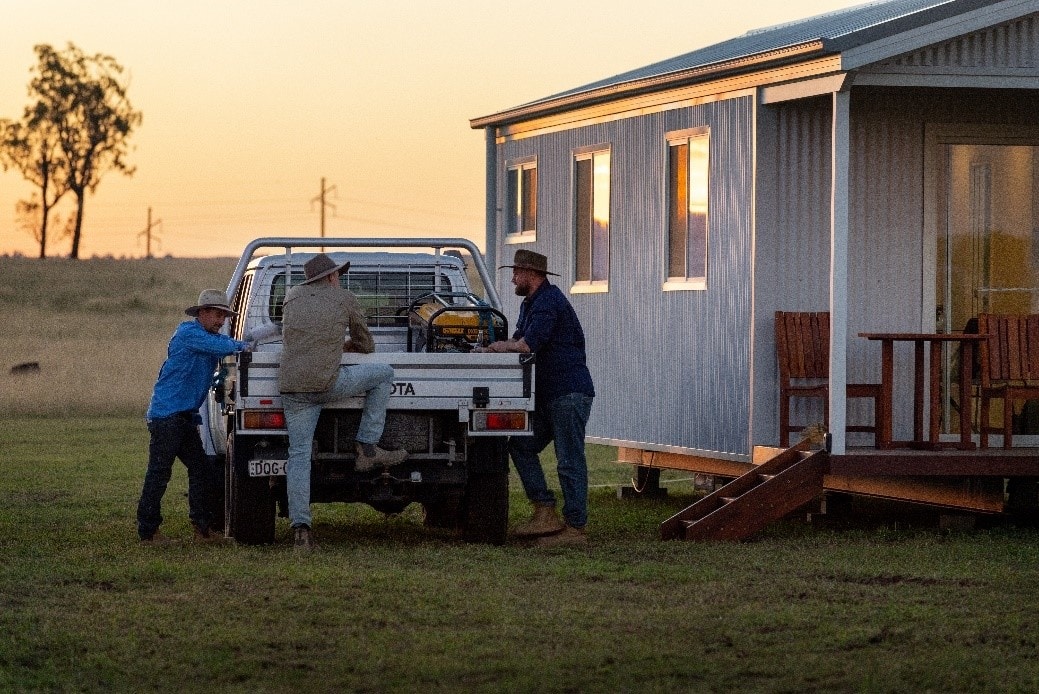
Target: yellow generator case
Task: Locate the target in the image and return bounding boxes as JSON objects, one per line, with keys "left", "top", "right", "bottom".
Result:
{"left": 407, "top": 293, "right": 507, "bottom": 352}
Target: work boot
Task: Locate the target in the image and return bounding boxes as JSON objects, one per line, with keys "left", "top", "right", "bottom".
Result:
{"left": 140, "top": 530, "right": 173, "bottom": 545}
{"left": 535, "top": 525, "right": 588, "bottom": 548}
{"left": 355, "top": 442, "right": 408, "bottom": 471}
{"left": 512, "top": 504, "right": 565, "bottom": 538}
{"left": 192, "top": 525, "right": 227, "bottom": 543}
{"left": 293, "top": 525, "right": 318, "bottom": 553}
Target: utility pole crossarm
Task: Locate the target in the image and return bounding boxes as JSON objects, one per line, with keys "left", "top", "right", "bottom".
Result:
{"left": 310, "top": 177, "right": 338, "bottom": 239}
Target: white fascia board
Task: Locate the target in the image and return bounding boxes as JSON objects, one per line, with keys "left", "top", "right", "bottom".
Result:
{"left": 840, "top": 0, "right": 1037, "bottom": 71}
{"left": 853, "top": 71, "right": 1039, "bottom": 89}
{"left": 759, "top": 73, "right": 849, "bottom": 104}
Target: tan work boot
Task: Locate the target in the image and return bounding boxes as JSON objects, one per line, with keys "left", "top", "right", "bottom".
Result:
{"left": 192, "top": 525, "right": 228, "bottom": 543}
{"left": 293, "top": 525, "right": 319, "bottom": 553}
{"left": 355, "top": 443, "right": 408, "bottom": 471}
{"left": 140, "top": 530, "right": 173, "bottom": 545}
{"left": 512, "top": 504, "right": 565, "bottom": 538}
{"left": 535, "top": 525, "right": 588, "bottom": 547}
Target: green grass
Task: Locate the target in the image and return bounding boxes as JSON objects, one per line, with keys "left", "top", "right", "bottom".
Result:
{"left": 5, "top": 417, "right": 1039, "bottom": 692}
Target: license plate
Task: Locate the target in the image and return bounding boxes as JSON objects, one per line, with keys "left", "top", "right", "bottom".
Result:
{"left": 248, "top": 459, "right": 287, "bottom": 476}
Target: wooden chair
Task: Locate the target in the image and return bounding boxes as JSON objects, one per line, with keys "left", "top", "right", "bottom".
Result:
{"left": 775, "top": 311, "right": 882, "bottom": 447}
{"left": 976, "top": 313, "right": 1039, "bottom": 448}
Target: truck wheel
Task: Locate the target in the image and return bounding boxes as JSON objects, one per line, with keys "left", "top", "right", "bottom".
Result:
{"left": 225, "top": 433, "right": 276, "bottom": 545}
{"left": 461, "top": 438, "right": 509, "bottom": 545}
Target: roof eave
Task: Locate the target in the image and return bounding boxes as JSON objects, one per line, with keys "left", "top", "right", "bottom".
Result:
{"left": 470, "top": 40, "right": 828, "bottom": 130}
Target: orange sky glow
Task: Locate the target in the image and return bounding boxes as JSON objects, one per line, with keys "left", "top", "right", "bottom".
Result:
{"left": 1, "top": 0, "right": 865, "bottom": 259}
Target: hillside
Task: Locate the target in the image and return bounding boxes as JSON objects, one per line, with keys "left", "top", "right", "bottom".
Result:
{"left": 2, "top": 256, "right": 237, "bottom": 416}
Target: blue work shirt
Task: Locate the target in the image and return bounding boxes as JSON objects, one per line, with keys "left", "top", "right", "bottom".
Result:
{"left": 514, "top": 280, "right": 595, "bottom": 405}
{"left": 147, "top": 320, "right": 248, "bottom": 421}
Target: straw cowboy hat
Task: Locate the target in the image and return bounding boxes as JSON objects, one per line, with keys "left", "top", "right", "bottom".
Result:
{"left": 498, "top": 249, "right": 559, "bottom": 276}
{"left": 185, "top": 289, "right": 237, "bottom": 316}
{"left": 302, "top": 253, "right": 351, "bottom": 284}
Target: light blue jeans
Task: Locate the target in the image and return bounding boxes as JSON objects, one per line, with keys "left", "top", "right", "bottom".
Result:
{"left": 282, "top": 362, "right": 394, "bottom": 528}
{"left": 509, "top": 392, "right": 593, "bottom": 529}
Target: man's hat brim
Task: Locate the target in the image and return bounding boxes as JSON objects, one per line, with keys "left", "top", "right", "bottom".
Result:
{"left": 302, "top": 260, "right": 351, "bottom": 284}
{"left": 498, "top": 263, "right": 559, "bottom": 276}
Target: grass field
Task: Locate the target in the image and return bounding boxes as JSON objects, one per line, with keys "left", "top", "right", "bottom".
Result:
{"left": 6, "top": 256, "right": 1039, "bottom": 691}
{"left": 5, "top": 416, "right": 1039, "bottom": 692}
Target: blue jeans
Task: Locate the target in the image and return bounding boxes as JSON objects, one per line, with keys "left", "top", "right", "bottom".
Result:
{"left": 509, "top": 392, "right": 593, "bottom": 529}
{"left": 282, "top": 363, "right": 394, "bottom": 528}
{"left": 137, "top": 414, "right": 211, "bottom": 539}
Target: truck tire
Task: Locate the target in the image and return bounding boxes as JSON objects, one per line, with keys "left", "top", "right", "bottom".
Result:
{"left": 460, "top": 438, "right": 509, "bottom": 545}
{"left": 225, "top": 432, "right": 276, "bottom": 545}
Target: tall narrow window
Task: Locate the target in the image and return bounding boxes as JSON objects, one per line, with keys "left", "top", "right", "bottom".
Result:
{"left": 666, "top": 130, "right": 709, "bottom": 289}
{"left": 506, "top": 159, "right": 537, "bottom": 240}
{"left": 574, "top": 149, "right": 610, "bottom": 287}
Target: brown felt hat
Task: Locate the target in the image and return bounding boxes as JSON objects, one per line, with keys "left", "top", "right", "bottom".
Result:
{"left": 185, "top": 289, "right": 237, "bottom": 317}
{"left": 302, "top": 253, "right": 350, "bottom": 284}
{"left": 498, "top": 249, "right": 558, "bottom": 276}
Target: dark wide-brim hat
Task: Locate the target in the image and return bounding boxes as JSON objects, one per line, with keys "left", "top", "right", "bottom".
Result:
{"left": 498, "top": 249, "right": 558, "bottom": 276}
{"left": 185, "top": 289, "right": 238, "bottom": 316}
{"left": 302, "top": 253, "right": 350, "bottom": 284}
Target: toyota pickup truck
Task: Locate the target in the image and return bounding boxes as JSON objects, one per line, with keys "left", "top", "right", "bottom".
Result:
{"left": 204, "top": 237, "right": 534, "bottom": 545}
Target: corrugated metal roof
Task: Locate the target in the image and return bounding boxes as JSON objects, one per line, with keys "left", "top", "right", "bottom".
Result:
{"left": 472, "top": 0, "right": 1002, "bottom": 127}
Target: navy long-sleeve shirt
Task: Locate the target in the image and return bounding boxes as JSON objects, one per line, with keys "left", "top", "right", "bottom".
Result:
{"left": 513, "top": 280, "right": 595, "bottom": 405}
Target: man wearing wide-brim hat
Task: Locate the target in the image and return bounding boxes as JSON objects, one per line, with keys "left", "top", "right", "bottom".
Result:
{"left": 479, "top": 249, "right": 595, "bottom": 547}
{"left": 137, "top": 289, "right": 250, "bottom": 545}
{"left": 279, "top": 253, "right": 408, "bottom": 551}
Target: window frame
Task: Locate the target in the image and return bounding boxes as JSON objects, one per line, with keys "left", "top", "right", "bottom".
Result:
{"left": 571, "top": 145, "right": 611, "bottom": 294}
{"left": 505, "top": 156, "right": 538, "bottom": 244}
{"left": 663, "top": 126, "right": 710, "bottom": 292}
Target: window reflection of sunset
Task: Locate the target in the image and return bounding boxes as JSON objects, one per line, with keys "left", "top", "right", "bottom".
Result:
{"left": 593, "top": 152, "right": 611, "bottom": 226}
{"left": 688, "top": 136, "right": 709, "bottom": 216}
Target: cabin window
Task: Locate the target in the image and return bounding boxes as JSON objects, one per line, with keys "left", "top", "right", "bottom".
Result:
{"left": 505, "top": 158, "right": 537, "bottom": 242}
{"left": 665, "top": 129, "right": 710, "bottom": 290}
{"left": 573, "top": 148, "right": 611, "bottom": 291}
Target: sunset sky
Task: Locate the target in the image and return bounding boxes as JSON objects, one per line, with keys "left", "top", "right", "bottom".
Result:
{"left": 0, "top": 0, "right": 865, "bottom": 258}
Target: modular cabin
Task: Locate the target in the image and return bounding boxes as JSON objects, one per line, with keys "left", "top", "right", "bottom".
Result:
{"left": 470, "top": 0, "right": 1039, "bottom": 518}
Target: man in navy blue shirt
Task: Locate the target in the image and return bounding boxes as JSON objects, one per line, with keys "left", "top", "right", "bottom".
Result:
{"left": 479, "top": 250, "right": 595, "bottom": 546}
{"left": 137, "top": 289, "right": 249, "bottom": 544}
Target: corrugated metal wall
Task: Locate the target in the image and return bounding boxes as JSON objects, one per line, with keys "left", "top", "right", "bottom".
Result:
{"left": 495, "top": 96, "right": 756, "bottom": 456}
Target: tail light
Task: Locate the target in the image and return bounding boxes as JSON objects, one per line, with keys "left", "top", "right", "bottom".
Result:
{"left": 243, "top": 410, "right": 286, "bottom": 429}
{"left": 472, "top": 411, "right": 527, "bottom": 432}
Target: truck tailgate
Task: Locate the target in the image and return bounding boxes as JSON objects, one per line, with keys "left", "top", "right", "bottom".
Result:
{"left": 237, "top": 351, "right": 533, "bottom": 411}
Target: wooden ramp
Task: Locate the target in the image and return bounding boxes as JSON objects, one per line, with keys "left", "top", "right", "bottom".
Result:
{"left": 660, "top": 443, "right": 829, "bottom": 541}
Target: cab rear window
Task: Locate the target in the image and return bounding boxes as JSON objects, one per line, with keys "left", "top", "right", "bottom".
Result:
{"left": 268, "top": 269, "right": 454, "bottom": 326}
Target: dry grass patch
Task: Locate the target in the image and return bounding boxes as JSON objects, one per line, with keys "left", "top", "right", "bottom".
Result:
{"left": 1, "top": 256, "right": 236, "bottom": 415}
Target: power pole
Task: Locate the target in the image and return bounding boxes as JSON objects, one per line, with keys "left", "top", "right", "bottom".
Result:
{"left": 310, "top": 177, "right": 337, "bottom": 244}
{"left": 138, "top": 207, "right": 162, "bottom": 258}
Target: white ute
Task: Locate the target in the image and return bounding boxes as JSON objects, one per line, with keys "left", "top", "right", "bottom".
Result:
{"left": 203, "top": 237, "right": 535, "bottom": 545}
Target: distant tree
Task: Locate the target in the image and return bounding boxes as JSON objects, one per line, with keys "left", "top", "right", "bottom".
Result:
{"left": 14, "top": 194, "right": 74, "bottom": 256}
{"left": 27, "top": 43, "right": 142, "bottom": 259}
{"left": 0, "top": 105, "right": 69, "bottom": 258}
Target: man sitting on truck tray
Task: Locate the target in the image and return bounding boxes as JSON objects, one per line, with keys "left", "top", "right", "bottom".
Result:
{"left": 138, "top": 289, "right": 250, "bottom": 545}
{"left": 280, "top": 253, "right": 408, "bottom": 551}
{"left": 477, "top": 249, "right": 595, "bottom": 547}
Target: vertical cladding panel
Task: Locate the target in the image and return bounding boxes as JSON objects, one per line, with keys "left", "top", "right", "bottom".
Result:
{"left": 495, "top": 96, "right": 755, "bottom": 455}
{"left": 770, "top": 98, "right": 833, "bottom": 432}
{"left": 885, "top": 15, "right": 1038, "bottom": 69}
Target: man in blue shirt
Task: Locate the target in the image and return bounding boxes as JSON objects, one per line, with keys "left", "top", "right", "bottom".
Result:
{"left": 479, "top": 250, "right": 595, "bottom": 546}
{"left": 137, "top": 289, "right": 249, "bottom": 544}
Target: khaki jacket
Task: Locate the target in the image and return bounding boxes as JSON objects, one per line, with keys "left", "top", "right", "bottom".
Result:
{"left": 278, "top": 281, "right": 374, "bottom": 392}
